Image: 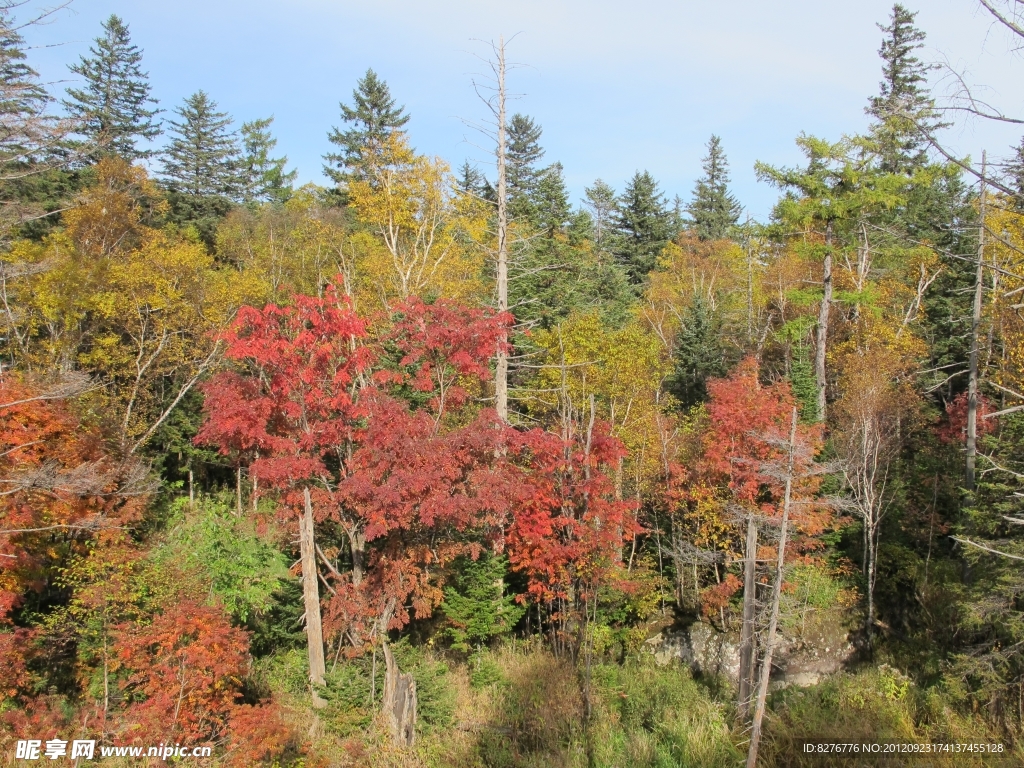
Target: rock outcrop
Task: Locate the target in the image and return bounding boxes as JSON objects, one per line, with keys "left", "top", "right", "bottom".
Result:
{"left": 645, "top": 618, "right": 855, "bottom": 689}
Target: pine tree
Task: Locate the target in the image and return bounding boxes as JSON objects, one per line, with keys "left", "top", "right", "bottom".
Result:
{"left": 612, "top": 170, "right": 673, "bottom": 284}
{"left": 686, "top": 135, "right": 741, "bottom": 240}
{"left": 63, "top": 15, "right": 160, "bottom": 161}
{"left": 323, "top": 68, "right": 409, "bottom": 186}
{"left": 583, "top": 179, "right": 617, "bottom": 253}
{"left": 160, "top": 91, "right": 240, "bottom": 198}
{"left": 506, "top": 113, "right": 544, "bottom": 222}
{"left": 867, "top": 4, "right": 945, "bottom": 174}
{"left": 238, "top": 116, "right": 295, "bottom": 204}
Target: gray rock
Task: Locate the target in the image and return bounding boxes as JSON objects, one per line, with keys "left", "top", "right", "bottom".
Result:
{"left": 644, "top": 619, "right": 855, "bottom": 690}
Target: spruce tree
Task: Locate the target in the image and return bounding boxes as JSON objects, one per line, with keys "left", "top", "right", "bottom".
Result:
{"left": 506, "top": 113, "right": 545, "bottom": 222}
{"left": 867, "top": 4, "right": 944, "bottom": 174}
{"left": 64, "top": 15, "right": 160, "bottom": 161}
{"left": 323, "top": 68, "right": 409, "bottom": 186}
{"left": 0, "top": 8, "right": 49, "bottom": 170}
{"left": 0, "top": 7, "right": 80, "bottom": 242}
{"left": 612, "top": 170, "right": 673, "bottom": 284}
{"left": 456, "top": 160, "right": 484, "bottom": 195}
{"left": 532, "top": 162, "right": 571, "bottom": 235}
{"left": 238, "top": 116, "right": 295, "bottom": 204}
{"left": 665, "top": 295, "right": 727, "bottom": 408}
{"left": 686, "top": 135, "right": 741, "bottom": 240}
{"left": 441, "top": 553, "right": 524, "bottom": 652}
{"left": 1006, "top": 137, "right": 1024, "bottom": 203}
{"left": 160, "top": 91, "right": 240, "bottom": 198}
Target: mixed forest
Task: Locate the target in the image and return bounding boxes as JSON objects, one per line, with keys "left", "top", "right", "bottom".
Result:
{"left": 4, "top": 1, "right": 1024, "bottom": 765}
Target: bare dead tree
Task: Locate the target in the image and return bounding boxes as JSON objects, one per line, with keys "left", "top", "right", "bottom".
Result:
{"left": 967, "top": 153, "right": 987, "bottom": 492}
{"left": 746, "top": 408, "right": 798, "bottom": 768}
{"left": 300, "top": 487, "right": 327, "bottom": 709}
{"left": 466, "top": 37, "right": 520, "bottom": 423}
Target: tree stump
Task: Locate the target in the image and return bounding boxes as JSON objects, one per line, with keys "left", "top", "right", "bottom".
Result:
{"left": 381, "top": 642, "right": 416, "bottom": 747}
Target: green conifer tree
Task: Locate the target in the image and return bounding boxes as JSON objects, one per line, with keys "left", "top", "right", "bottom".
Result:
{"left": 665, "top": 295, "right": 728, "bottom": 408}
{"left": 323, "top": 68, "right": 409, "bottom": 186}
{"left": 63, "top": 15, "right": 160, "bottom": 161}
{"left": 0, "top": 8, "right": 50, "bottom": 169}
{"left": 533, "top": 161, "right": 571, "bottom": 236}
{"left": 867, "top": 4, "right": 945, "bottom": 175}
{"left": 238, "top": 116, "right": 295, "bottom": 204}
{"left": 160, "top": 91, "right": 240, "bottom": 198}
{"left": 1006, "top": 137, "right": 1024, "bottom": 202}
{"left": 612, "top": 170, "right": 673, "bottom": 284}
{"left": 506, "top": 113, "right": 545, "bottom": 223}
{"left": 0, "top": 7, "right": 79, "bottom": 242}
{"left": 441, "top": 554, "right": 524, "bottom": 652}
{"left": 456, "top": 160, "right": 484, "bottom": 195}
{"left": 686, "top": 135, "right": 742, "bottom": 240}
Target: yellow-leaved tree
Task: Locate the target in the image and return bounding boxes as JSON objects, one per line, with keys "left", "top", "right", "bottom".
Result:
{"left": 3, "top": 158, "right": 262, "bottom": 454}
{"left": 347, "top": 133, "right": 488, "bottom": 308}
{"left": 216, "top": 186, "right": 354, "bottom": 304}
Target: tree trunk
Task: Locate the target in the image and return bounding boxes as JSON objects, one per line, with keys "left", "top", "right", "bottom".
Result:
{"left": 966, "top": 152, "right": 986, "bottom": 493}
{"left": 301, "top": 487, "right": 327, "bottom": 708}
{"left": 815, "top": 223, "right": 833, "bottom": 422}
{"left": 382, "top": 642, "right": 417, "bottom": 747}
{"left": 746, "top": 408, "right": 798, "bottom": 768}
{"left": 494, "top": 36, "right": 509, "bottom": 423}
{"left": 235, "top": 465, "right": 242, "bottom": 516}
{"left": 737, "top": 512, "right": 758, "bottom": 720}
{"left": 866, "top": 520, "right": 877, "bottom": 650}
{"left": 348, "top": 527, "right": 366, "bottom": 587}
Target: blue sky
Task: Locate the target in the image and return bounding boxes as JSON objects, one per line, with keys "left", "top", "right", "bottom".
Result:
{"left": 19, "top": 0, "right": 1024, "bottom": 220}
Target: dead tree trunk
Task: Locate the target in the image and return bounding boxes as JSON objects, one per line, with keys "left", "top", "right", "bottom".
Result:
{"left": 746, "top": 408, "right": 798, "bottom": 768}
{"left": 301, "top": 487, "right": 327, "bottom": 708}
{"left": 815, "top": 222, "right": 833, "bottom": 422}
{"left": 966, "top": 152, "right": 986, "bottom": 493}
{"left": 382, "top": 642, "right": 417, "bottom": 747}
{"left": 494, "top": 37, "right": 509, "bottom": 423}
{"left": 737, "top": 512, "right": 758, "bottom": 719}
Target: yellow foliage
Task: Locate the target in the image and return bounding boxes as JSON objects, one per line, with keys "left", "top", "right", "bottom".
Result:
{"left": 642, "top": 234, "right": 752, "bottom": 351}
{"left": 62, "top": 157, "right": 166, "bottom": 258}
{"left": 4, "top": 163, "right": 261, "bottom": 453}
{"left": 217, "top": 185, "right": 351, "bottom": 303}
{"left": 347, "top": 134, "right": 487, "bottom": 307}
{"left": 533, "top": 313, "right": 670, "bottom": 494}
{"left": 987, "top": 196, "right": 1024, "bottom": 393}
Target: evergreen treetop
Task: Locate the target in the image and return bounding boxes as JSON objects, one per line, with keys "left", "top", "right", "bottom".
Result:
{"left": 506, "top": 113, "right": 545, "bottom": 222}
{"left": 63, "top": 14, "right": 160, "bottom": 161}
{"left": 686, "top": 134, "right": 742, "bottom": 240}
{"left": 532, "top": 162, "right": 571, "bottom": 236}
{"left": 867, "top": 4, "right": 944, "bottom": 174}
{"left": 665, "top": 294, "right": 728, "bottom": 409}
{"left": 612, "top": 170, "right": 674, "bottom": 284}
{"left": 238, "top": 116, "right": 296, "bottom": 204}
{"left": 0, "top": 6, "right": 50, "bottom": 165}
{"left": 161, "top": 90, "right": 240, "bottom": 198}
{"left": 456, "top": 160, "right": 484, "bottom": 196}
{"left": 323, "top": 68, "right": 409, "bottom": 186}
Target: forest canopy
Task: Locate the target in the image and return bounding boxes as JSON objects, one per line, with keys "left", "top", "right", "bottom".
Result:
{"left": 2, "top": 3, "right": 1024, "bottom": 767}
